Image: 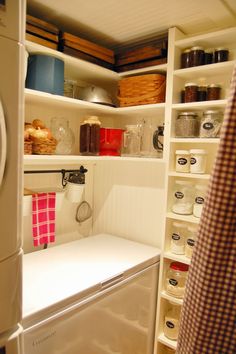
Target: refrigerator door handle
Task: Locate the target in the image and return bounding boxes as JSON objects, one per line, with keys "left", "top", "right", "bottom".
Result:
{"left": 0, "top": 99, "right": 7, "bottom": 188}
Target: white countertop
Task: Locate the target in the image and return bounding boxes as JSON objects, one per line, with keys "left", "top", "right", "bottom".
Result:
{"left": 23, "top": 233, "right": 160, "bottom": 327}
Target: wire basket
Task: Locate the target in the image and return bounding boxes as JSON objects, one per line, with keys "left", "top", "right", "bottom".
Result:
{"left": 32, "top": 138, "right": 57, "bottom": 155}
{"left": 118, "top": 73, "right": 166, "bottom": 107}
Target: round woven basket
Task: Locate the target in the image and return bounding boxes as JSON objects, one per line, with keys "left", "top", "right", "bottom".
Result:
{"left": 32, "top": 138, "right": 57, "bottom": 155}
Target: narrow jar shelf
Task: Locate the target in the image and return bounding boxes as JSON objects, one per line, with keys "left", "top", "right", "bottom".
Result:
{"left": 119, "top": 63, "right": 168, "bottom": 77}
{"left": 163, "top": 251, "right": 191, "bottom": 265}
{"left": 172, "top": 99, "right": 227, "bottom": 110}
{"left": 173, "top": 60, "right": 235, "bottom": 79}
{"left": 170, "top": 137, "right": 220, "bottom": 144}
{"left": 166, "top": 212, "right": 200, "bottom": 224}
{"left": 157, "top": 333, "right": 177, "bottom": 350}
{"left": 168, "top": 171, "right": 211, "bottom": 180}
{"left": 160, "top": 291, "right": 184, "bottom": 305}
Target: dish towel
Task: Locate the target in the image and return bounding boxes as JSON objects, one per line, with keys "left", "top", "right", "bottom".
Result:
{"left": 32, "top": 192, "right": 56, "bottom": 247}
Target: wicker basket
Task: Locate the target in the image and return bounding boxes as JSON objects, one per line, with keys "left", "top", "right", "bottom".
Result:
{"left": 118, "top": 73, "right": 166, "bottom": 107}
{"left": 32, "top": 137, "right": 57, "bottom": 155}
{"left": 24, "top": 140, "right": 33, "bottom": 155}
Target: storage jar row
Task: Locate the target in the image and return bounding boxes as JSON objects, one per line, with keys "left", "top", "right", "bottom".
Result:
{"left": 170, "top": 222, "right": 198, "bottom": 258}
{"left": 181, "top": 83, "right": 221, "bottom": 103}
{"left": 181, "top": 46, "right": 229, "bottom": 68}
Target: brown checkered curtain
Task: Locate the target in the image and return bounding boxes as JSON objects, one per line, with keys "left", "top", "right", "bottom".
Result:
{"left": 176, "top": 65, "right": 236, "bottom": 354}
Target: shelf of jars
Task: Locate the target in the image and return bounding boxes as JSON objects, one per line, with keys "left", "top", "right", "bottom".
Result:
{"left": 172, "top": 99, "right": 227, "bottom": 110}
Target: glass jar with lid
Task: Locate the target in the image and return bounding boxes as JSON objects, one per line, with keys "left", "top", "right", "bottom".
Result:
{"left": 193, "top": 184, "right": 208, "bottom": 218}
{"left": 189, "top": 46, "right": 205, "bottom": 66}
{"left": 163, "top": 303, "right": 181, "bottom": 340}
{"left": 175, "top": 112, "right": 199, "bottom": 138}
{"left": 207, "top": 84, "right": 221, "bottom": 100}
{"left": 197, "top": 85, "right": 207, "bottom": 101}
{"left": 172, "top": 180, "right": 194, "bottom": 215}
{"left": 190, "top": 149, "right": 207, "bottom": 174}
{"left": 170, "top": 221, "right": 186, "bottom": 255}
{"left": 166, "top": 262, "right": 189, "bottom": 298}
{"left": 214, "top": 48, "right": 229, "bottom": 63}
{"left": 79, "top": 116, "right": 101, "bottom": 156}
{"left": 181, "top": 48, "right": 191, "bottom": 68}
{"left": 204, "top": 49, "right": 213, "bottom": 65}
{"left": 175, "top": 150, "right": 190, "bottom": 173}
{"left": 185, "top": 225, "right": 198, "bottom": 258}
{"left": 184, "top": 82, "right": 198, "bottom": 102}
{"left": 200, "top": 110, "right": 223, "bottom": 138}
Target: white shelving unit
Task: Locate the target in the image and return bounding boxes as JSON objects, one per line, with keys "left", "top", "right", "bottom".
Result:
{"left": 154, "top": 26, "right": 236, "bottom": 354}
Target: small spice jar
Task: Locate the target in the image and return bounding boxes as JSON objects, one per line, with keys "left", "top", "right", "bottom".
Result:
{"left": 193, "top": 184, "right": 208, "bottom": 218}
{"left": 200, "top": 110, "right": 223, "bottom": 138}
{"left": 204, "top": 49, "right": 213, "bottom": 65}
{"left": 207, "top": 84, "right": 221, "bottom": 100}
{"left": 185, "top": 225, "right": 198, "bottom": 258}
{"left": 181, "top": 48, "right": 191, "bottom": 68}
{"left": 166, "top": 262, "right": 189, "bottom": 298}
{"left": 170, "top": 222, "right": 186, "bottom": 255}
{"left": 197, "top": 85, "right": 207, "bottom": 101}
{"left": 185, "top": 82, "right": 198, "bottom": 102}
{"left": 175, "top": 112, "right": 199, "bottom": 138}
{"left": 190, "top": 149, "right": 207, "bottom": 174}
{"left": 164, "top": 303, "right": 181, "bottom": 340}
{"left": 172, "top": 180, "right": 194, "bottom": 215}
{"left": 214, "top": 47, "right": 229, "bottom": 63}
{"left": 175, "top": 150, "right": 190, "bottom": 173}
{"left": 189, "top": 46, "right": 205, "bottom": 66}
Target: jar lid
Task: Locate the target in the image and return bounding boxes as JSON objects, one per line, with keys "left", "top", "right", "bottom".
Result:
{"left": 205, "top": 49, "right": 213, "bottom": 54}
{"left": 207, "top": 84, "right": 221, "bottom": 88}
{"left": 185, "top": 82, "right": 198, "bottom": 87}
{"left": 175, "top": 180, "right": 193, "bottom": 185}
{"left": 198, "top": 85, "right": 207, "bottom": 89}
{"left": 178, "top": 111, "right": 197, "bottom": 116}
{"left": 175, "top": 150, "right": 189, "bottom": 155}
{"left": 190, "top": 149, "right": 207, "bottom": 154}
{"left": 190, "top": 46, "right": 204, "bottom": 50}
{"left": 215, "top": 47, "right": 228, "bottom": 51}
{"left": 183, "top": 48, "right": 191, "bottom": 53}
{"left": 173, "top": 221, "right": 185, "bottom": 228}
{"left": 83, "top": 116, "right": 101, "bottom": 125}
{"left": 203, "top": 109, "right": 222, "bottom": 115}
{"left": 170, "top": 262, "right": 189, "bottom": 272}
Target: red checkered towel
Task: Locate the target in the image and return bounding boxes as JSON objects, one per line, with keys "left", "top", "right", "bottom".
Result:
{"left": 32, "top": 192, "right": 56, "bottom": 247}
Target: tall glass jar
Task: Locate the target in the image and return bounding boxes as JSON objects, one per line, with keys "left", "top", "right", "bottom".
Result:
{"left": 166, "top": 262, "right": 189, "bottom": 298}
{"left": 164, "top": 303, "right": 181, "bottom": 340}
{"left": 172, "top": 180, "right": 194, "bottom": 215}
{"left": 51, "top": 117, "right": 75, "bottom": 155}
{"left": 79, "top": 116, "right": 101, "bottom": 156}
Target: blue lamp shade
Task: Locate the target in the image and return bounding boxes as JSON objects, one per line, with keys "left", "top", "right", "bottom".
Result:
{"left": 26, "top": 54, "right": 64, "bottom": 95}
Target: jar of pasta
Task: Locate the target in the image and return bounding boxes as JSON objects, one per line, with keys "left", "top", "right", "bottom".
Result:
{"left": 166, "top": 262, "right": 189, "bottom": 298}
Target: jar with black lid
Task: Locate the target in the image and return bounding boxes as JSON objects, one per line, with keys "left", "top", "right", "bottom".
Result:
{"left": 175, "top": 112, "right": 199, "bottom": 137}
{"left": 207, "top": 84, "right": 221, "bottom": 101}
{"left": 190, "top": 46, "right": 205, "bottom": 66}
{"left": 181, "top": 49, "right": 191, "bottom": 68}
{"left": 184, "top": 82, "right": 198, "bottom": 102}
{"left": 214, "top": 48, "right": 229, "bottom": 63}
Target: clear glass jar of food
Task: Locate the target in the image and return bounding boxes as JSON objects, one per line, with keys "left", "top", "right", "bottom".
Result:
{"left": 172, "top": 180, "right": 194, "bottom": 215}
{"left": 189, "top": 46, "right": 205, "bottom": 66}
{"left": 175, "top": 150, "right": 190, "bottom": 173}
{"left": 175, "top": 112, "right": 199, "bottom": 138}
{"left": 181, "top": 48, "right": 191, "bottom": 68}
{"left": 51, "top": 117, "right": 75, "bottom": 155}
{"left": 164, "top": 303, "right": 181, "bottom": 341}
{"left": 185, "top": 225, "right": 198, "bottom": 258}
{"left": 184, "top": 82, "right": 198, "bottom": 102}
{"left": 193, "top": 184, "right": 208, "bottom": 218}
{"left": 207, "top": 84, "right": 221, "bottom": 100}
{"left": 170, "top": 221, "right": 186, "bottom": 255}
{"left": 190, "top": 149, "right": 207, "bottom": 174}
{"left": 166, "top": 262, "right": 189, "bottom": 298}
{"left": 200, "top": 110, "right": 223, "bottom": 138}
{"left": 79, "top": 116, "right": 101, "bottom": 156}
{"left": 214, "top": 48, "right": 229, "bottom": 63}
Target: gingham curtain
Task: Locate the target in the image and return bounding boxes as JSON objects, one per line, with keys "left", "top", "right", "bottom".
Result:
{"left": 176, "top": 65, "right": 236, "bottom": 354}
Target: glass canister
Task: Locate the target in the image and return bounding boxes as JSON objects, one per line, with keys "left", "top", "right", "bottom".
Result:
{"left": 172, "top": 180, "right": 194, "bottom": 215}
{"left": 207, "top": 84, "right": 221, "bottom": 100}
{"left": 140, "top": 119, "right": 162, "bottom": 158}
{"left": 214, "top": 48, "right": 229, "bottom": 63}
{"left": 166, "top": 262, "right": 189, "bottom": 298}
{"left": 193, "top": 184, "right": 208, "bottom": 218}
{"left": 204, "top": 49, "right": 213, "bottom": 65}
{"left": 189, "top": 46, "right": 205, "bottom": 66}
{"left": 175, "top": 112, "right": 199, "bottom": 138}
{"left": 170, "top": 221, "right": 186, "bottom": 255}
{"left": 121, "top": 124, "right": 141, "bottom": 157}
{"left": 175, "top": 150, "right": 190, "bottom": 173}
{"left": 200, "top": 110, "right": 223, "bottom": 138}
{"left": 184, "top": 83, "right": 198, "bottom": 102}
{"left": 51, "top": 117, "right": 75, "bottom": 155}
{"left": 190, "top": 149, "right": 207, "bottom": 174}
{"left": 185, "top": 225, "right": 198, "bottom": 258}
{"left": 79, "top": 116, "right": 101, "bottom": 156}
{"left": 163, "top": 303, "right": 181, "bottom": 340}
{"left": 181, "top": 48, "right": 191, "bottom": 68}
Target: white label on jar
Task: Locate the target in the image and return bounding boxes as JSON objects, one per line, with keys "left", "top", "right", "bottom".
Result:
{"left": 195, "top": 196, "right": 204, "bottom": 204}
{"left": 178, "top": 158, "right": 187, "bottom": 165}
{"left": 203, "top": 122, "right": 214, "bottom": 130}
{"left": 172, "top": 233, "right": 180, "bottom": 240}
{"left": 190, "top": 157, "right": 197, "bottom": 165}
{"left": 175, "top": 191, "right": 184, "bottom": 199}
{"left": 169, "top": 278, "right": 178, "bottom": 286}
{"left": 187, "top": 238, "right": 195, "bottom": 247}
